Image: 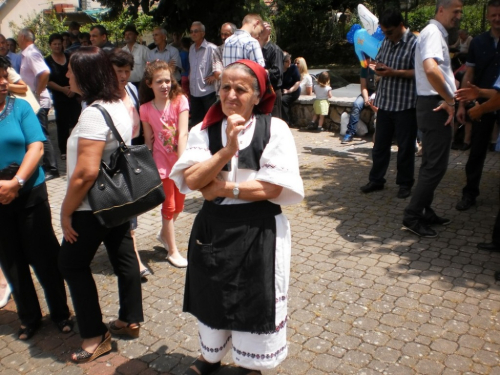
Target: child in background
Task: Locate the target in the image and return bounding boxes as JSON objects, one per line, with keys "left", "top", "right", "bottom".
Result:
{"left": 307, "top": 71, "right": 332, "bottom": 131}
{"left": 139, "top": 60, "right": 189, "bottom": 268}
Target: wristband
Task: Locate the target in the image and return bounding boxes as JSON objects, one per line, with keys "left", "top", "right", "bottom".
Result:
{"left": 446, "top": 101, "right": 455, "bottom": 107}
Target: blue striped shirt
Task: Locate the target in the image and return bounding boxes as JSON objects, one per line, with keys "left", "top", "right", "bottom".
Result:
{"left": 222, "top": 29, "right": 265, "bottom": 67}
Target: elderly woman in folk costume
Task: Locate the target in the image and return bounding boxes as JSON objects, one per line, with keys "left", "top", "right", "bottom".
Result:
{"left": 170, "top": 60, "right": 304, "bottom": 375}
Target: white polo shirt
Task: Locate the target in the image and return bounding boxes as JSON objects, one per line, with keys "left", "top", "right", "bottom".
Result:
{"left": 122, "top": 43, "right": 150, "bottom": 83}
{"left": 20, "top": 43, "right": 51, "bottom": 109}
{"left": 415, "top": 19, "right": 456, "bottom": 97}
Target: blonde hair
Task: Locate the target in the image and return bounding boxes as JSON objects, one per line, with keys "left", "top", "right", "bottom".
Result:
{"left": 295, "top": 57, "right": 309, "bottom": 79}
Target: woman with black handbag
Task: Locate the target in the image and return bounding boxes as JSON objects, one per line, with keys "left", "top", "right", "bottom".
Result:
{"left": 0, "top": 56, "right": 73, "bottom": 340}
{"left": 59, "top": 47, "right": 143, "bottom": 363}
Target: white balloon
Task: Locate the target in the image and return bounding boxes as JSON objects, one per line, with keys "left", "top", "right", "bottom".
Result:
{"left": 358, "top": 4, "right": 379, "bottom": 35}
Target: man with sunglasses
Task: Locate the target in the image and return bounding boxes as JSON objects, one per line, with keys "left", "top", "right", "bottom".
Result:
{"left": 189, "top": 22, "right": 218, "bottom": 126}
{"left": 360, "top": 8, "right": 418, "bottom": 201}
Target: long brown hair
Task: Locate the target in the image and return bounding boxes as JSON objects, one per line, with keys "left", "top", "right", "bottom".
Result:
{"left": 139, "top": 60, "right": 183, "bottom": 105}
{"left": 69, "top": 47, "right": 121, "bottom": 104}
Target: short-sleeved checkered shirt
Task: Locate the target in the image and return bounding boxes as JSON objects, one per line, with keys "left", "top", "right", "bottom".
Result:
{"left": 222, "top": 29, "right": 265, "bottom": 67}
{"left": 374, "top": 29, "right": 417, "bottom": 111}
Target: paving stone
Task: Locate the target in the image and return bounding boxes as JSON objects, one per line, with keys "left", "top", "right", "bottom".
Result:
{"left": 2, "top": 126, "right": 500, "bottom": 374}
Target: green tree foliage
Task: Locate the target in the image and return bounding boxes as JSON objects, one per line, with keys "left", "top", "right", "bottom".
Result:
{"left": 95, "top": 0, "right": 268, "bottom": 42}
{"left": 407, "top": 5, "right": 486, "bottom": 36}
{"left": 271, "top": 0, "right": 361, "bottom": 66}
{"left": 93, "top": 0, "right": 152, "bottom": 17}
{"left": 9, "top": 9, "right": 154, "bottom": 56}
{"left": 9, "top": 10, "right": 67, "bottom": 56}
{"left": 79, "top": 10, "right": 154, "bottom": 45}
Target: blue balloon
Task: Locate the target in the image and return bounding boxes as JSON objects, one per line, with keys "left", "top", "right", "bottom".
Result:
{"left": 347, "top": 24, "right": 361, "bottom": 44}
{"left": 353, "top": 28, "right": 383, "bottom": 68}
{"left": 372, "top": 26, "right": 385, "bottom": 41}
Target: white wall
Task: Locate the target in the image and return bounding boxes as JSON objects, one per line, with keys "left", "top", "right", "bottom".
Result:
{"left": 0, "top": 0, "right": 81, "bottom": 38}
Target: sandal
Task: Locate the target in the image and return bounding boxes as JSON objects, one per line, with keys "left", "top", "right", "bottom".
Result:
{"left": 18, "top": 321, "right": 41, "bottom": 340}
{"left": 184, "top": 358, "right": 221, "bottom": 375}
{"left": 72, "top": 332, "right": 112, "bottom": 363}
{"left": 56, "top": 318, "right": 74, "bottom": 333}
{"left": 109, "top": 320, "right": 140, "bottom": 338}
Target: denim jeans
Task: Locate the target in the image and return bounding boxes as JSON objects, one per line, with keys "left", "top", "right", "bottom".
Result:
{"left": 346, "top": 95, "right": 365, "bottom": 136}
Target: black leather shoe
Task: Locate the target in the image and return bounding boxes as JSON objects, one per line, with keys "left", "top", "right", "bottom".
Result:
{"left": 422, "top": 215, "right": 451, "bottom": 226}
{"left": 360, "top": 182, "right": 384, "bottom": 194}
{"left": 456, "top": 196, "right": 476, "bottom": 211}
{"left": 477, "top": 242, "right": 500, "bottom": 252}
{"left": 402, "top": 220, "right": 437, "bottom": 238}
{"left": 397, "top": 186, "right": 411, "bottom": 199}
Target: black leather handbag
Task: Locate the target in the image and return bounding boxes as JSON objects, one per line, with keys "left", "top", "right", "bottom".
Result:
{"left": 88, "top": 104, "right": 165, "bottom": 228}
{"left": 0, "top": 163, "right": 19, "bottom": 180}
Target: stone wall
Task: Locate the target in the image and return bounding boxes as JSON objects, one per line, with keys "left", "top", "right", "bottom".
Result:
{"left": 291, "top": 95, "right": 375, "bottom": 132}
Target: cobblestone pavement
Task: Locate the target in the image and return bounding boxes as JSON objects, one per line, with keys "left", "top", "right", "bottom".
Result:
{"left": 1, "top": 124, "right": 500, "bottom": 375}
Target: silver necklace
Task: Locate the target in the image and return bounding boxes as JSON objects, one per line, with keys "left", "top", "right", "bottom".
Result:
{"left": 153, "top": 100, "right": 170, "bottom": 122}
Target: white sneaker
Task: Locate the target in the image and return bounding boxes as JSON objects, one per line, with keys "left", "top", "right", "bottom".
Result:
{"left": 0, "top": 284, "right": 12, "bottom": 309}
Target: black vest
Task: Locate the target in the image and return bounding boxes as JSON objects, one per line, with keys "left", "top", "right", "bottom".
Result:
{"left": 207, "top": 114, "right": 272, "bottom": 171}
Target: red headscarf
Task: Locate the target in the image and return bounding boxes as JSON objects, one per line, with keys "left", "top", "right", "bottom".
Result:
{"left": 201, "top": 59, "right": 276, "bottom": 130}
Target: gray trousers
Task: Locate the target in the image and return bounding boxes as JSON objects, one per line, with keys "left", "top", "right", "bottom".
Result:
{"left": 403, "top": 96, "right": 452, "bottom": 222}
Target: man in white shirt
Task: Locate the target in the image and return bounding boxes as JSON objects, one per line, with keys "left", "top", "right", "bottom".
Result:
{"left": 122, "top": 25, "right": 149, "bottom": 88}
{"left": 222, "top": 14, "right": 265, "bottom": 67}
{"left": 189, "top": 22, "right": 218, "bottom": 126}
{"left": 148, "top": 27, "right": 182, "bottom": 82}
{"left": 403, "top": 0, "right": 463, "bottom": 238}
{"left": 18, "top": 28, "right": 59, "bottom": 179}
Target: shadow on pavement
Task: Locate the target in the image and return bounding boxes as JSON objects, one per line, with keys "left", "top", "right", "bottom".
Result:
{"left": 298, "top": 143, "right": 500, "bottom": 293}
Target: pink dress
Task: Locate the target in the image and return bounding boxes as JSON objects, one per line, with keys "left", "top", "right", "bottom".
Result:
{"left": 139, "top": 95, "right": 189, "bottom": 179}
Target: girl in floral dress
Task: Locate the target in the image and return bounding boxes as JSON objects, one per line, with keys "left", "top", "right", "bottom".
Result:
{"left": 139, "top": 60, "right": 189, "bottom": 267}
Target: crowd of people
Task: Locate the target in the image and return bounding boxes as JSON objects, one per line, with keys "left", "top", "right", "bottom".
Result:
{"left": 341, "top": 0, "right": 500, "bottom": 250}
{"left": 0, "top": 12, "right": 305, "bottom": 375}
{"left": 1, "top": 1, "right": 500, "bottom": 373}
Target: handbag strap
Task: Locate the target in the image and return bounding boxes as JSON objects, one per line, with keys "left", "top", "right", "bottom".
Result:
{"left": 125, "top": 85, "right": 140, "bottom": 113}
{"left": 91, "top": 104, "right": 128, "bottom": 150}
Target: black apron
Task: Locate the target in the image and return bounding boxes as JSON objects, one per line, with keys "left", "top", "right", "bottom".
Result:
{"left": 183, "top": 114, "right": 281, "bottom": 333}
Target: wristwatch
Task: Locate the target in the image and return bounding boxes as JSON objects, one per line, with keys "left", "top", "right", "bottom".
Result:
{"left": 14, "top": 175, "right": 25, "bottom": 188}
{"left": 233, "top": 183, "right": 240, "bottom": 199}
